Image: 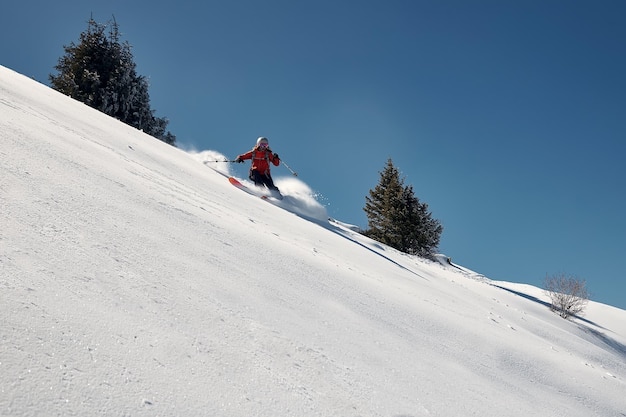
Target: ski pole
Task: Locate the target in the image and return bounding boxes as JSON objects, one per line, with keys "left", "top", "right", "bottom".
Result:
{"left": 204, "top": 159, "right": 237, "bottom": 163}
{"left": 281, "top": 159, "right": 298, "bottom": 176}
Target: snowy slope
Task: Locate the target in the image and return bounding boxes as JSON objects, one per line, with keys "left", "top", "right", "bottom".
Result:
{"left": 1, "top": 65, "right": 625, "bottom": 417}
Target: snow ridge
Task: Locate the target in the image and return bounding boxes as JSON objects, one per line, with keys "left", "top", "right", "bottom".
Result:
{"left": 2, "top": 65, "right": 625, "bottom": 417}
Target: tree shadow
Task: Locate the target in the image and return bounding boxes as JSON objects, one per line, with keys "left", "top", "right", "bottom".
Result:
{"left": 491, "top": 284, "right": 552, "bottom": 309}
{"left": 492, "top": 284, "right": 626, "bottom": 359}
{"left": 492, "top": 284, "right": 608, "bottom": 328}
{"left": 577, "top": 324, "right": 626, "bottom": 360}
{"left": 313, "top": 220, "right": 430, "bottom": 281}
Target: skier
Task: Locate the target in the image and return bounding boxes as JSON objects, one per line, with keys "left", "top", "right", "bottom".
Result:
{"left": 235, "top": 137, "right": 283, "bottom": 198}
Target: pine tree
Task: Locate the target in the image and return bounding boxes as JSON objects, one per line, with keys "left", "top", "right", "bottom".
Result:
{"left": 364, "top": 159, "right": 405, "bottom": 248}
{"left": 364, "top": 159, "right": 443, "bottom": 258}
{"left": 401, "top": 184, "right": 443, "bottom": 257}
{"left": 50, "top": 17, "right": 176, "bottom": 146}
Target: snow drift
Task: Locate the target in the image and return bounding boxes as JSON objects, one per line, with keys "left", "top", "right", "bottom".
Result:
{"left": 1, "top": 65, "right": 625, "bottom": 417}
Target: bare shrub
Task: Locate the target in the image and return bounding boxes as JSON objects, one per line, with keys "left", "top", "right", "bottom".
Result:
{"left": 544, "top": 273, "right": 589, "bottom": 319}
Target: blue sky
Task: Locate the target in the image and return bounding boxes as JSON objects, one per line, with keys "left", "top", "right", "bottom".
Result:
{"left": 2, "top": 1, "right": 625, "bottom": 310}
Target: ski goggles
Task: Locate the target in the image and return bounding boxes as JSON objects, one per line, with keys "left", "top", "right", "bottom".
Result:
{"left": 258, "top": 143, "right": 269, "bottom": 148}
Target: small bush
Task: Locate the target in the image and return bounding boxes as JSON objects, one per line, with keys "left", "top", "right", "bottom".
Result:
{"left": 544, "top": 273, "right": 589, "bottom": 319}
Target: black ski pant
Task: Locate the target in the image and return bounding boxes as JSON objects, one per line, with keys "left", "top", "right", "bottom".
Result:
{"left": 249, "top": 169, "right": 279, "bottom": 191}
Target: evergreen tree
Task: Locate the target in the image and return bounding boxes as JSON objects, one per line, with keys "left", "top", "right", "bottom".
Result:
{"left": 364, "top": 159, "right": 443, "bottom": 258}
{"left": 50, "top": 17, "right": 176, "bottom": 146}
{"left": 401, "top": 184, "right": 443, "bottom": 257}
{"left": 364, "top": 159, "right": 405, "bottom": 248}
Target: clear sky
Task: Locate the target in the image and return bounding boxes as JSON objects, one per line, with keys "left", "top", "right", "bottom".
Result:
{"left": 2, "top": 1, "right": 625, "bottom": 310}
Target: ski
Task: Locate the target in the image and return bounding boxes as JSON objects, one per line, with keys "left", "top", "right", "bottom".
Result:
{"left": 228, "top": 176, "right": 283, "bottom": 201}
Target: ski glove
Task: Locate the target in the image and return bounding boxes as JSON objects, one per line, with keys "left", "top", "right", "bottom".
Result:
{"left": 235, "top": 157, "right": 244, "bottom": 163}
{"left": 273, "top": 153, "right": 279, "bottom": 160}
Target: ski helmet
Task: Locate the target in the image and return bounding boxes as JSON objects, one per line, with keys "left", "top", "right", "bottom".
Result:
{"left": 256, "top": 137, "right": 269, "bottom": 147}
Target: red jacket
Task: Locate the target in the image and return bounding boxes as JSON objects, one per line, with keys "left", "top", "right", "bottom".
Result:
{"left": 237, "top": 147, "right": 280, "bottom": 175}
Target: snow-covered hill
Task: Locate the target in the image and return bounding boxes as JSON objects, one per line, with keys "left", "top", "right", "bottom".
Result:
{"left": 1, "top": 65, "right": 624, "bottom": 417}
